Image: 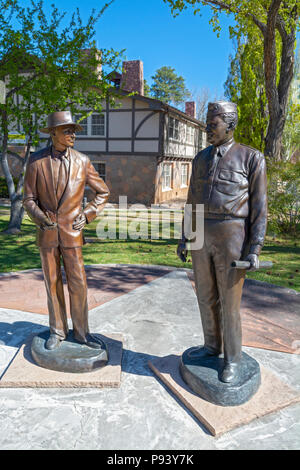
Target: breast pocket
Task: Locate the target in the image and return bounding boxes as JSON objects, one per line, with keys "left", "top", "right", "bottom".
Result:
{"left": 216, "top": 169, "right": 247, "bottom": 195}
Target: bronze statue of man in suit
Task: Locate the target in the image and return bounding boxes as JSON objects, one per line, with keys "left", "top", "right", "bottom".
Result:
{"left": 23, "top": 111, "right": 110, "bottom": 350}
{"left": 178, "top": 101, "right": 268, "bottom": 383}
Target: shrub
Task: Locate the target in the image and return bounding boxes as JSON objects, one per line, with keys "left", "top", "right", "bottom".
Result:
{"left": 0, "top": 177, "right": 19, "bottom": 198}
{"left": 267, "top": 159, "right": 300, "bottom": 236}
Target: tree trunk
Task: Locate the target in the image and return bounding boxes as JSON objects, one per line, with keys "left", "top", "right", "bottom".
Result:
{"left": 262, "top": 1, "right": 297, "bottom": 160}
{"left": 264, "top": 28, "right": 295, "bottom": 161}
{"left": 264, "top": 110, "right": 286, "bottom": 161}
{"left": 3, "top": 195, "right": 24, "bottom": 234}
{"left": 0, "top": 109, "right": 16, "bottom": 200}
{"left": 0, "top": 113, "right": 32, "bottom": 234}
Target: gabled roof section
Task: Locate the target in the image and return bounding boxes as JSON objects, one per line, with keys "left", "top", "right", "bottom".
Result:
{"left": 107, "top": 87, "right": 206, "bottom": 129}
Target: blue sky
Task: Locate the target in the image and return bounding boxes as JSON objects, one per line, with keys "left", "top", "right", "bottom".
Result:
{"left": 22, "top": 0, "right": 238, "bottom": 100}
{"left": 91, "top": 0, "right": 235, "bottom": 99}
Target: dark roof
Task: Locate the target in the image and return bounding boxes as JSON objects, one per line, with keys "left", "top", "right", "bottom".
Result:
{"left": 106, "top": 71, "right": 122, "bottom": 82}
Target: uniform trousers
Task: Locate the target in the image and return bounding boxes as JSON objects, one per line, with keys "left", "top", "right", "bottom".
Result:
{"left": 39, "top": 245, "right": 89, "bottom": 342}
{"left": 191, "top": 218, "right": 247, "bottom": 364}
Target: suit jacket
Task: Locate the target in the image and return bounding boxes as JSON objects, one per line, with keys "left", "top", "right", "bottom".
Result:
{"left": 23, "top": 146, "right": 110, "bottom": 248}
{"left": 186, "top": 141, "right": 268, "bottom": 255}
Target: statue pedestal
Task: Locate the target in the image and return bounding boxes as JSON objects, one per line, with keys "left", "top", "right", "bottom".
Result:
{"left": 31, "top": 330, "right": 108, "bottom": 373}
{"left": 149, "top": 354, "right": 300, "bottom": 437}
{"left": 180, "top": 347, "right": 261, "bottom": 406}
{"left": 0, "top": 332, "right": 123, "bottom": 388}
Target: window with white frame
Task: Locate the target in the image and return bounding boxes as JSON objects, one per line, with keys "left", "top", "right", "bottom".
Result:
{"left": 91, "top": 114, "right": 105, "bottom": 136}
{"left": 162, "top": 163, "right": 173, "bottom": 191}
{"left": 181, "top": 163, "right": 189, "bottom": 187}
{"left": 74, "top": 113, "right": 106, "bottom": 136}
{"left": 200, "top": 130, "right": 206, "bottom": 149}
{"left": 93, "top": 162, "right": 106, "bottom": 181}
{"left": 191, "top": 127, "right": 195, "bottom": 144}
{"left": 169, "top": 117, "right": 179, "bottom": 140}
{"left": 75, "top": 114, "right": 88, "bottom": 135}
{"left": 186, "top": 125, "right": 191, "bottom": 143}
{"left": 186, "top": 125, "right": 195, "bottom": 144}
{"left": 179, "top": 121, "right": 185, "bottom": 142}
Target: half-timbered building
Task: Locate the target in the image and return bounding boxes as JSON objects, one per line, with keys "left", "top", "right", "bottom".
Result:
{"left": 70, "top": 60, "right": 206, "bottom": 205}
{"left": 2, "top": 59, "right": 206, "bottom": 206}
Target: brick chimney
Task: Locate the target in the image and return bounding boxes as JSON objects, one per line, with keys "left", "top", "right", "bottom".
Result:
{"left": 80, "top": 49, "right": 102, "bottom": 77}
{"left": 185, "top": 101, "right": 196, "bottom": 119}
{"left": 121, "top": 60, "right": 144, "bottom": 95}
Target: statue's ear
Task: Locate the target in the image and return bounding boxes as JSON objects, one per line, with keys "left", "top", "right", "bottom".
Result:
{"left": 226, "top": 121, "right": 235, "bottom": 134}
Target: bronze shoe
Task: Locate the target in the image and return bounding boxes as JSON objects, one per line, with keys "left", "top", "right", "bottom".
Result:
{"left": 45, "top": 334, "right": 63, "bottom": 350}
{"left": 187, "top": 345, "right": 221, "bottom": 359}
{"left": 220, "top": 362, "right": 240, "bottom": 383}
{"left": 74, "top": 333, "right": 105, "bottom": 350}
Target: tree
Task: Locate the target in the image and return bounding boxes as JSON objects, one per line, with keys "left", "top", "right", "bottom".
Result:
{"left": 150, "top": 66, "right": 191, "bottom": 106}
{"left": 224, "top": 32, "right": 270, "bottom": 152}
{"left": 143, "top": 79, "right": 151, "bottom": 97}
{"left": 192, "top": 86, "right": 223, "bottom": 122}
{"left": 282, "top": 47, "right": 300, "bottom": 161}
{"left": 164, "top": 0, "right": 300, "bottom": 160}
{"left": 0, "top": 0, "right": 123, "bottom": 234}
{"left": 282, "top": 103, "right": 300, "bottom": 161}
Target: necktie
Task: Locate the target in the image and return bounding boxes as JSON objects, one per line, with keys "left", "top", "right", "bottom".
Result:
{"left": 56, "top": 155, "right": 69, "bottom": 202}
{"left": 212, "top": 146, "right": 220, "bottom": 158}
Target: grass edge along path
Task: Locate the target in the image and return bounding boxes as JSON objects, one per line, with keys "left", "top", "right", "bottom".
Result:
{"left": 0, "top": 213, "right": 299, "bottom": 292}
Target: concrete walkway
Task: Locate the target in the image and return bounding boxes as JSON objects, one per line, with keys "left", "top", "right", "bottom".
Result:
{"left": 0, "top": 265, "right": 299, "bottom": 450}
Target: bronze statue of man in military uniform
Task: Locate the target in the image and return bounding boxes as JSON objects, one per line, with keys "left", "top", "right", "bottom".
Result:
{"left": 178, "top": 101, "right": 267, "bottom": 387}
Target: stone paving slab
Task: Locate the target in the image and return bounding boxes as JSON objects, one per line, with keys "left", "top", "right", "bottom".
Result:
{"left": 149, "top": 355, "right": 300, "bottom": 437}
{"left": 0, "top": 270, "right": 299, "bottom": 449}
{"left": 0, "top": 264, "right": 172, "bottom": 315}
{"left": 0, "top": 333, "right": 123, "bottom": 388}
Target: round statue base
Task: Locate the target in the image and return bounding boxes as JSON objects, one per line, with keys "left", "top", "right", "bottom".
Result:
{"left": 31, "top": 330, "right": 109, "bottom": 373}
{"left": 180, "top": 347, "right": 261, "bottom": 406}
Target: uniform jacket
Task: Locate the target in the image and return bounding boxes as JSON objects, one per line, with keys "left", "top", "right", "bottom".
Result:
{"left": 186, "top": 140, "right": 268, "bottom": 254}
{"left": 23, "top": 146, "right": 109, "bottom": 248}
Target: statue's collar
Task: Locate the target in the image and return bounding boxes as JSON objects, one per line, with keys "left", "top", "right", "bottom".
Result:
{"left": 213, "top": 137, "right": 235, "bottom": 157}
{"left": 51, "top": 145, "right": 69, "bottom": 160}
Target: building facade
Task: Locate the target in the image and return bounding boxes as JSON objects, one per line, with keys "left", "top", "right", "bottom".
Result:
{"left": 2, "top": 60, "right": 207, "bottom": 206}
{"left": 72, "top": 95, "right": 206, "bottom": 205}
{"left": 69, "top": 60, "right": 206, "bottom": 205}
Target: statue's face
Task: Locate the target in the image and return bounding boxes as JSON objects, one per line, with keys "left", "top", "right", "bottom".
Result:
{"left": 205, "top": 114, "right": 232, "bottom": 146}
{"left": 51, "top": 125, "right": 76, "bottom": 150}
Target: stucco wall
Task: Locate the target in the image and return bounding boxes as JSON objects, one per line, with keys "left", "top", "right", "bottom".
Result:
{"left": 154, "top": 160, "right": 192, "bottom": 204}
{"left": 87, "top": 153, "right": 157, "bottom": 206}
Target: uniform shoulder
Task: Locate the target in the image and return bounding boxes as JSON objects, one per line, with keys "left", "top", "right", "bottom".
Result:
{"left": 238, "top": 143, "right": 264, "bottom": 158}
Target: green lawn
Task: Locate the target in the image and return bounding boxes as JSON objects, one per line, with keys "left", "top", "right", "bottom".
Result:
{"left": 0, "top": 212, "right": 299, "bottom": 292}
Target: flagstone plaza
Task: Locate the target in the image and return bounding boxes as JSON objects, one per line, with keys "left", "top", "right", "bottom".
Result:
{"left": 0, "top": 265, "right": 299, "bottom": 449}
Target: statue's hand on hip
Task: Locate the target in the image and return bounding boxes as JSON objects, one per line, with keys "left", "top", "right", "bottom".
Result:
{"left": 177, "top": 240, "right": 188, "bottom": 263}
{"left": 245, "top": 254, "right": 259, "bottom": 271}
{"left": 40, "top": 217, "right": 57, "bottom": 231}
{"left": 73, "top": 212, "right": 87, "bottom": 231}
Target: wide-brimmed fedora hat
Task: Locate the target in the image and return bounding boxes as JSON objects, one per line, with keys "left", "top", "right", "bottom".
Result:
{"left": 40, "top": 111, "right": 83, "bottom": 134}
